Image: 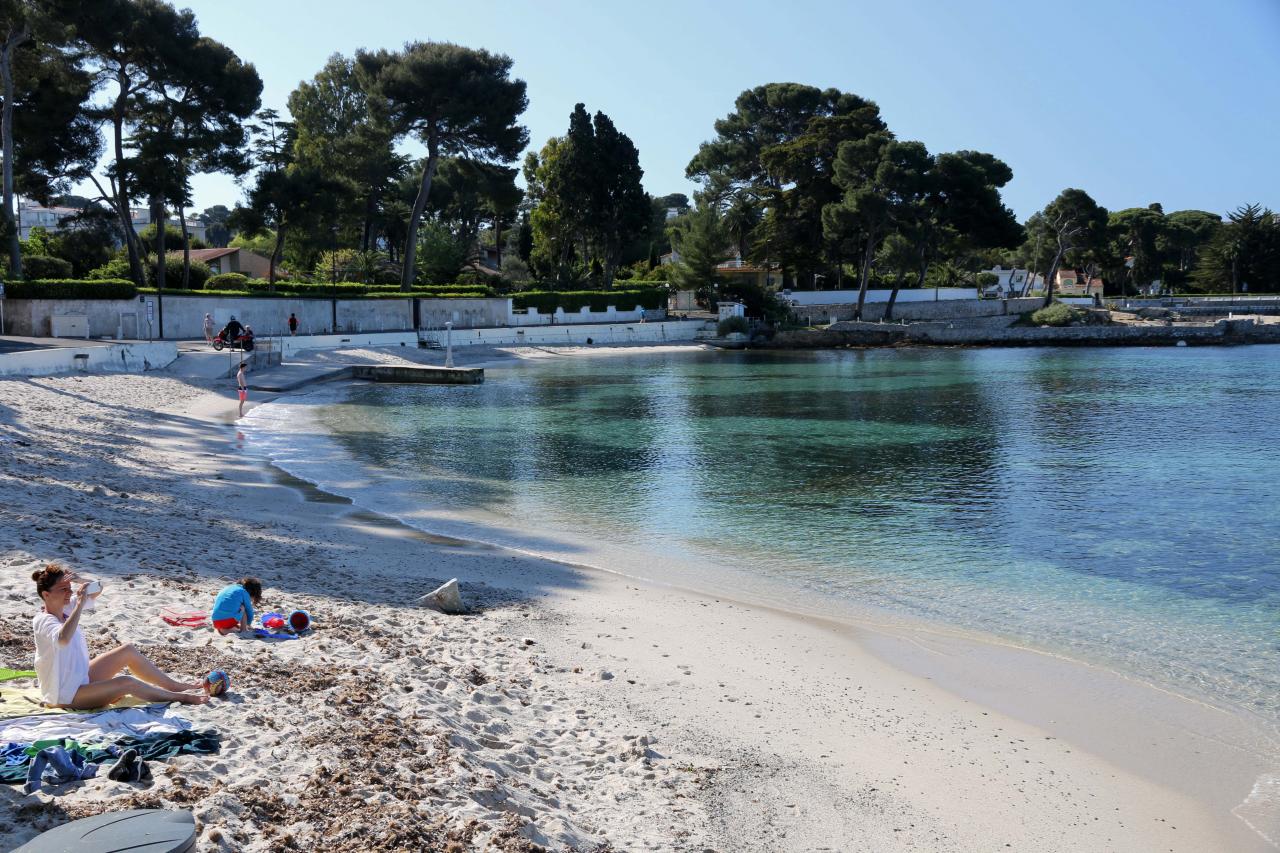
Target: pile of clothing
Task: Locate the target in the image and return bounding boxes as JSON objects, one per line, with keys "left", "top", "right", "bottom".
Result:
{"left": 0, "top": 675, "right": 219, "bottom": 795}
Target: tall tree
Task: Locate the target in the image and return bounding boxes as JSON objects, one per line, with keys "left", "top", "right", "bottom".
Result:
{"left": 688, "top": 84, "right": 886, "bottom": 287}
{"left": 0, "top": 0, "right": 97, "bottom": 276}
{"left": 667, "top": 202, "right": 730, "bottom": 306}
{"left": 357, "top": 41, "right": 527, "bottom": 290}
{"left": 288, "top": 53, "right": 407, "bottom": 253}
{"left": 583, "top": 109, "right": 648, "bottom": 288}
{"left": 1107, "top": 206, "right": 1167, "bottom": 295}
{"left": 877, "top": 148, "right": 1021, "bottom": 320}
{"left": 201, "top": 204, "right": 231, "bottom": 247}
{"left": 1026, "top": 189, "right": 1108, "bottom": 304}
{"left": 1161, "top": 209, "right": 1222, "bottom": 282}
{"left": 52, "top": 0, "right": 206, "bottom": 286}
{"left": 824, "top": 135, "right": 931, "bottom": 319}
{"left": 1193, "top": 204, "right": 1280, "bottom": 294}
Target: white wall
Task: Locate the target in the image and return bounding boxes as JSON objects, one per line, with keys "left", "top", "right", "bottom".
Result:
{"left": 279, "top": 332, "right": 420, "bottom": 359}
{"left": 0, "top": 342, "right": 177, "bottom": 377}
{"left": 509, "top": 305, "right": 653, "bottom": 326}
{"left": 425, "top": 319, "right": 709, "bottom": 348}
{"left": 783, "top": 288, "right": 978, "bottom": 306}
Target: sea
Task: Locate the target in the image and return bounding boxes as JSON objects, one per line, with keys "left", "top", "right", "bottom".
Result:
{"left": 240, "top": 345, "right": 1280, "bottom": 732}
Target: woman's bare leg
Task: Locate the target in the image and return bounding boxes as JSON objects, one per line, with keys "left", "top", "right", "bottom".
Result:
{"left": 69, "top": 675, "right": 208, "bottom": 709}
{"left": 88, "top": 643, "right": 202, "bottom": 692}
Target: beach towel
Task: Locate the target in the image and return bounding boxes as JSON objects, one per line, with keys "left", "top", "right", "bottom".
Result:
{"left": 160, "top": 608, "right": 210, "bottom": 629}
{"left": 0, "top": 685, "right": 147, "bottom": 721}
{"left": 253, "top": 628, "right": 299, "bottom": 641}
{"left": 0, "top": 669, "right": 36, "bottom": 683}
{"left": 0, "top": 705, "right": 190, "bottom": 746}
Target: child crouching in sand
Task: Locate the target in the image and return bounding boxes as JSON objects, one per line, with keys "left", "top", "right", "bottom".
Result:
{"left": 212, "top": 577, "right": 263, "bottom": 635}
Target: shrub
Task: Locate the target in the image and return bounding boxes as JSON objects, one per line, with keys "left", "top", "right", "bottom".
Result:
{"left": 207, "top": 273, "right": 250, "bottom": 290}
{"left": 1029, "top": 302, "right": 1084, "bottom": 327}
{"left": 513, "top": 288, "right": 666, "bottom": 313}
{"left": 157, "top": 254, "right": 211, "bottom": 290}
{"left": 87, "top": 257, "right": 133, "bottom": 280}
{"left": 717, "top": 315, "right": 750, "bottom": 336}
{"left": 21, "top": 255, "right": 73, "bottom": 280}
{"left": 6, "top": 278, "right": 137, "bottom": 299}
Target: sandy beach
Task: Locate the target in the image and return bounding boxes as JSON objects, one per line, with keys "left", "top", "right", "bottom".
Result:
{"left": 0, "top": 347, "right": 1276, "bottom": 851}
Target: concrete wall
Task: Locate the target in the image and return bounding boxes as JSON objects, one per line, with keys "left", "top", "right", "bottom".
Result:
{"left": 279, "top": 331, "right": 419, "bottom": 359}
{"left": 159, "top": 296, "right": 415, "bottom": 338}
{"left": 423, "top": 319, "right": 709, "bottom": 348}
{"left": 0, "top": 341, "right": 177, "bottom": 377}
{"left": 509, "top": 305, "right": 657, "bottom": 326}
{"left": 2, "top": 299, "right": 142, "bottom": 338}
{"left": 419, "top": 298, "right": 511, "bottom": 330}
{"left": 791, "top": 296, "right": 1044, "bottom": 324}
{"left": 784, "top": 288, "right": 977, "bottom": 307}
{"left": 5, "top": 294, "right": 667, "bottom": 340}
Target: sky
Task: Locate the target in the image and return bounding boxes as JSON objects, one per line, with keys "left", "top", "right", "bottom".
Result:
{"left": 90, "top": 0, "right": 1280, "bottom": 221}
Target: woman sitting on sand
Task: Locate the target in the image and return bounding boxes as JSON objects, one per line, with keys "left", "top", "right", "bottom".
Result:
{"left": 32, "top": 564, "right": 207, "bottom": 708}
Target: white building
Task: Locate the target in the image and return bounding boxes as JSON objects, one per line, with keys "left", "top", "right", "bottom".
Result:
{"left": 16, "top": 202, "right": 207, "bottom": 245}
{"left": 15, "top": 203, "right": 84, "bottom": 240}
{"left": 981, "top": 266, "right": 1042, "bottom": 297}
{"left": 129, "top": 208, "right": 208, "bottom": 243}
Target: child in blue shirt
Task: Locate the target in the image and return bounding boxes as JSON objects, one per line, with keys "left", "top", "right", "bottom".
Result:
{"left": 211, "top": 577, "right": 263, "bottom": 635}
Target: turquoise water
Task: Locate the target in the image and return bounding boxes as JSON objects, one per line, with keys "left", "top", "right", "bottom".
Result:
{"left": 247, "top": 347, "right": 1280, "bottom": 726}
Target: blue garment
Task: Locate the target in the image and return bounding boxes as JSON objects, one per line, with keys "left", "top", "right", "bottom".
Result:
{"left": 211, "top": 584, "right": 254, "bottom": 625}
{"left": 2, "top": 742, "right": 29, "bottom": 766}
{"left": 24, "top": 745, "right": 97, "bottom": 793}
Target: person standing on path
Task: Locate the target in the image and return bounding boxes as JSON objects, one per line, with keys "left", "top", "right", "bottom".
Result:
{"left": 203, "top": 313, "right": 215, "bottom": 344}
{"left": 287, "top": 313, "right": 298, "bottom": 336}
{"left": 236, "top": 361, "right": 247, "bottom": 418}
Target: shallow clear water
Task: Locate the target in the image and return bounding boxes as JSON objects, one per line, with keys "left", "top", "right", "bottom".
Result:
{"left": 244, "top": 347, "right": 1280, "bottom": 726}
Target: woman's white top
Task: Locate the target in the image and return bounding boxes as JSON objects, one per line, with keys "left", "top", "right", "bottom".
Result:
{"left": 32, "top": 594, "right": 95, "bottom": 706}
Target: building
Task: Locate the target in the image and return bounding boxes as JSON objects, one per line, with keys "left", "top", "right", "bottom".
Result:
{"left": 1055, "top": 268, "right": 1103, "bottom": 297}
{"left": 980, "top": 266, "right": 1043, "bottom": 297}
{"left": 129, "top": 208, "right": 207, "bottom": 244}
{"left": 186, "top": 247, "right": 274, "bottom": 279}
{"left": 661, "top": 249, "right": 778, "bottom": 291}
{"left": 15, "top": 202, "right": 84, "bottom": 240}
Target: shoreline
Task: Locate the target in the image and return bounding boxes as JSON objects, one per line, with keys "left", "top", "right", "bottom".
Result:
{"left": 244, "top": 377, "right": 1280, "bottom": 851}
{"left": 236, "top": 347, "right": 1279, "bottom": 850}
{"left": 0, "top": 355, "right": 1275, "bottom": 850}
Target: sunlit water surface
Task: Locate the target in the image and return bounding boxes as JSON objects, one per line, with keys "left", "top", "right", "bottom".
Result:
{"left": 242, "top": 347, "right": 1280, "bottom": 727}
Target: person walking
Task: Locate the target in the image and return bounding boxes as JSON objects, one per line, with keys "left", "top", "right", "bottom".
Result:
{"left": 287, "top": 313, "right": 298, "bottom": 336}
{"left": 203, "top": 313, "right": 215, "bottom": 345}
{"left": 236, "top": 361, "right": 248, "bottom": 418}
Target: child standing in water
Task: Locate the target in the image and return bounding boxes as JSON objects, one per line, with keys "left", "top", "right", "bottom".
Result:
{"left": 236, "top": 361, "right": 247, "bottom": 417}
{"left": 211, "top": 577, "right": 263, "bottom": 635}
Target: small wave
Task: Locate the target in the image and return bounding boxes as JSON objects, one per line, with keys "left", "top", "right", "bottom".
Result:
{"left": 1234, "top": 774, "right": 1280, "bottom": 849}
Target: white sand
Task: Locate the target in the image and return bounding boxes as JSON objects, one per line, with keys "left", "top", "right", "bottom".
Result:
{"left": 0, "top": 362, "right": 1275, "bottom": 851}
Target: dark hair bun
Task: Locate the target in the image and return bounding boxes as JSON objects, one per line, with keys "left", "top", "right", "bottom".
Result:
{"left": 31, "top": 569, "right": 41, "bottom": 582}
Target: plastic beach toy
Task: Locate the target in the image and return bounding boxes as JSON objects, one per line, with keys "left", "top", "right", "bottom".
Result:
{"left": 204, "top": 670, "right": 229, "bottom": 697}
{"left": 261, "top": 612, "right": 287, "bottom": 631}
{"left": 288, "top": 610, "right": 311, "bottom": 632}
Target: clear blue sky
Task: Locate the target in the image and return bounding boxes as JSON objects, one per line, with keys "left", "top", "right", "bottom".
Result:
{"left": 146, "top": 0, "right": 1280, "bottom": 221}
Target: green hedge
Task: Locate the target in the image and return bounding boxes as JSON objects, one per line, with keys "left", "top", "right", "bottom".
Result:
{"left": 207, "top": 272, "right": 249, "bottom": 290}
{"left": 513, "top": 288, "right": 666, "bottom": 313}
{"left": 22, "top": 256, "right": 73, "bottom": 280}
{"left": 6, "top": 278, "right": 137, "bottom": 299}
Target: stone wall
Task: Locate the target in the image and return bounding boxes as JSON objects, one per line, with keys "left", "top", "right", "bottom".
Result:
{"left": 2, "top": 299, "right": 142, "bottom": 338}
{"left": 789, "top": 297, "right": 1044, "bottom": 324}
